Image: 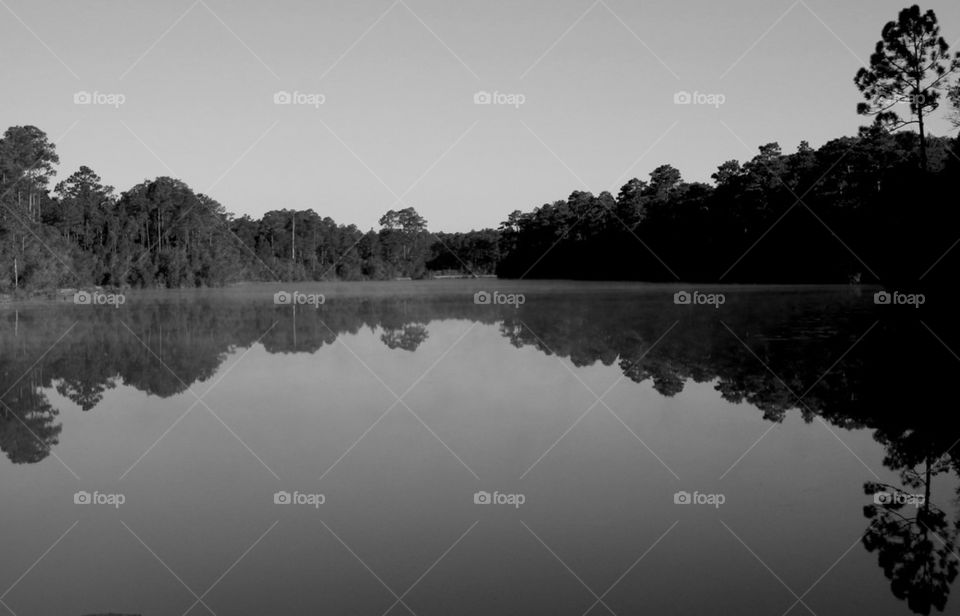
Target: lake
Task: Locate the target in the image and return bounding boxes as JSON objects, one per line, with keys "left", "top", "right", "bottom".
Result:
{"left": 0, "top": 280, "right": 957, "bottom": 615}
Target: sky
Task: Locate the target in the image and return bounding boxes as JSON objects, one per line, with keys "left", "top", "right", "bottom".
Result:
{"left": 1, "top": 0, "right": 959, "bottom": 232}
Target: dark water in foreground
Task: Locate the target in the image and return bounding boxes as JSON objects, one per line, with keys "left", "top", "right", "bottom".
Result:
{"left": 0, "top": 281, "right": 957, "bottom": 615}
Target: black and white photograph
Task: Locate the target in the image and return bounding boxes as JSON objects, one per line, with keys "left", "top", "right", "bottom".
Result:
{"left": 1, "top": 0, "right": 960, "bottom": 613}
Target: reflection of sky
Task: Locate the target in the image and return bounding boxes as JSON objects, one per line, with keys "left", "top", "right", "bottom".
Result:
{"left": 1, "top": 317, "right": 951, "bottom": 614}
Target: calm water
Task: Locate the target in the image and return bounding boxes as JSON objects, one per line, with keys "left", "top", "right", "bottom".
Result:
{"left": 0, "top": 281, "right": 957, "bottom": 615}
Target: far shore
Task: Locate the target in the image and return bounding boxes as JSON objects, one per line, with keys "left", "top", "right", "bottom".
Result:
{"left": 0, "top": 279, "right": 871, "bottom": 307}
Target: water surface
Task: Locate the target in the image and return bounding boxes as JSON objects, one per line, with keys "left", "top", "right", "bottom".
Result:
{"left": 0, "top": 281, "right": 956, "bottom": 615}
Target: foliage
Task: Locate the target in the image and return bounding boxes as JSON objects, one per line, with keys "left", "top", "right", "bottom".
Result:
{"left": 495, "top": 132, "right": 960, "bottom": 285}
{"left": 853, "top": 5, "right": 960, "bottom": 170}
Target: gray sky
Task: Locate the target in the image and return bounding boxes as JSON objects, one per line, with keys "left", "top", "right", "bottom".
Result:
{"left": 2, "top": 0, "right": 958, "bottom": 232}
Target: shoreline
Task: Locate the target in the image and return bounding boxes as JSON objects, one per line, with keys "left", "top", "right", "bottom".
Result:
{"left": 0, "top": 279, "right": 872, "bottom": 307}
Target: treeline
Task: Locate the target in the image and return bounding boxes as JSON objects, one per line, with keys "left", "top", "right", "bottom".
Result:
{"left": 0, "top": 127, "right": 500, "bottom": 292}
{"left": 497, "top": 130, "right": 960, "bottom": 284}
{"left": 1, "top": 123, "right": 956, "bottom": 292}
{"left": 231, "top": 207, "right": 500, "bottom": 281}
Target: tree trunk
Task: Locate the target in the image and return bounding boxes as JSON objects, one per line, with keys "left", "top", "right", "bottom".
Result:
{"left": 918, "top": 106, "right": 928, "bottom": 173}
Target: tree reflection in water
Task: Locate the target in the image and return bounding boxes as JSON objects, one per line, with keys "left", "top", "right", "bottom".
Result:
{"left": 0, "top": 288, "right": 958, "bottom": 612}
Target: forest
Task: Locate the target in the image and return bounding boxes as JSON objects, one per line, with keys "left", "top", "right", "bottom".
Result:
{"left": 1, "top": 4, "right": 958, "bottom": 292}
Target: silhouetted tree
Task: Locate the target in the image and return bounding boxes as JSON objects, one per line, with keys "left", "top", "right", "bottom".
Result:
{"left": 854, "top": 5, "right": 960, "bottom": 171}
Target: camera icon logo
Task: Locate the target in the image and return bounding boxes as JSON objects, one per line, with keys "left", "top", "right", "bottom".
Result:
{"left": 673, "top": 91, "right": 692, "bottom": 105}
{"left": 873, "top": 492, "right": 892, "bottom": 505}
{"left": 273, "top": 90, "right": 292, "bottom": 105}
{"left": 73, "top": 91, "right": 92, "bottom": 104}
{"left": 274, "top": 491, "right": 292, "bottom": 505}
{"left": 473, "top": 90, "right": 492, "bottom": 105}
{"left": 873, "top": 291, "right": 891, "bottom": 305}
{"left": 274, "top": 291, "right": 292, "bottom": 305}
{"left": 673, "top": 291, "right": 691, "bottom": 305}
{"left": 74, "top": 291, "right": 92, "bottom": 305}
{"left": 74, "top": 490, "right": 92, "bottom": 505}
{"left": 673, "top": 490, "right": 691, "bottom": 505}
{"left": 473, "top": 291, "right": 491, "bottom": 305}
{"left": 473, "top": 491, "right": 491, "bottom": 505}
